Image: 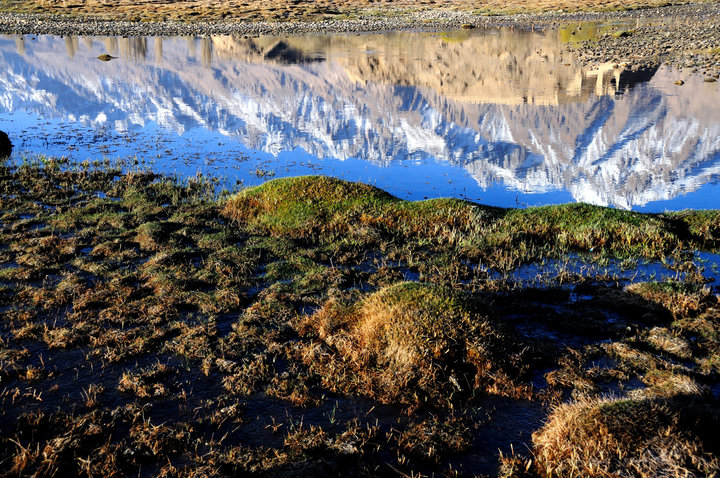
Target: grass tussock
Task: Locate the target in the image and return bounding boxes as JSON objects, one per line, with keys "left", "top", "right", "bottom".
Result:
{"left": 626, "top": 280, "right": 717, "bottom": 318}
{"left": 531, "top": 395, "right": 720, "bottom": 477}
{"left": 300, "top": 282, "right": 533, "bottom": 406}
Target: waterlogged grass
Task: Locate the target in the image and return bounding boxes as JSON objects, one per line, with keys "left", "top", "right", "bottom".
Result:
{"left": 1, "top": 164, "right": 719, "bottom": 476}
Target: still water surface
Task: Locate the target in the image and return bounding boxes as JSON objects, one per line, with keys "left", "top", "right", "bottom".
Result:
{"left": 1, "top": 27, "right": 720, "bottom": 211}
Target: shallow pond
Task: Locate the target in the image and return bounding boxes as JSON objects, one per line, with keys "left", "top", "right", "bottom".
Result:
{"left": 1, "top": 25, "right": 720, "bottom": 211}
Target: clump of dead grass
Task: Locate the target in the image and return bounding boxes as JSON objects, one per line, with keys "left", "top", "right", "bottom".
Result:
{"left": 626, "top": 280, "right": 717, "bottom": 318}
{"left": 300, "top": 281, "right": 532, "bottom": 406}
{"left": 390, "top": 418, "right": 471, "bottom": 465}
{"left": 531, "top": 394, "right": 720, "bottom": 477}
{"left": 118, "top": 362, "right": 173, "bottom": 398}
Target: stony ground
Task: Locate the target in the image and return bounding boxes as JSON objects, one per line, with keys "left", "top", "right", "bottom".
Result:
{"left": 0, "top": 2, "right": 719, "bottom": 77}
{"left": 564, "top": 6, "right": 720, "bottom": 80}
{"left": 0, "top": 0, "right": 699, "bottom": 23}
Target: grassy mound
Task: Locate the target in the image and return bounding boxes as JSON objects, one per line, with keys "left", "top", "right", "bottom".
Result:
{"left": 531, "top": 395, "right": 720, "bottom": 477}
{"left": 223, "top": 175, "right": 396, "bottom": 235}
{"left": 665, "top": 209, "right": 720, "bottom": 249}
{"left": 223, "top": 175, "right": 489, "bottom": 244}
{"left": 301, "top": 282, "right": 532, "bottom": 406}
{"left": 224, "top": 176, "right": 720, "bottom": 259}
{"left": 488, "top": 203, "right": 680, "bottom": 258}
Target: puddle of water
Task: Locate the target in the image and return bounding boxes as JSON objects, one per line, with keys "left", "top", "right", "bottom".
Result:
{"left": 696, "top": 252, "right": 720, "bottom": 290}
{"left": 710, "top": 382, "right": 720, "bottom": 398}
{"left": 460, "top": 397, "right": 546, "bottom": 475}
{"left": 0, "top": 27, "right": 719, "bottom": 211}
{"left": 486, "top": 252, "right": 720, "bottom": 290}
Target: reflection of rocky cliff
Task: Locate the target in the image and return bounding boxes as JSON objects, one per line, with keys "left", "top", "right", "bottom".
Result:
{"left": 330, "top": 30, "right": 605, "bottom": 105}
{"left": 209, "top": 31, "right": 641, "bottom": 105}
{"left": 1, "top": 32, "right": 719, "bottom": 208}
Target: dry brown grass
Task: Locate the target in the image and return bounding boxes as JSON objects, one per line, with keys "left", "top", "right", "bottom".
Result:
{"left": 645, "top": 326, "right": 692, "bottom": 359}
{"left": 3, "top": 163, "right": 720, "bottom": 476}
{"left": 626, "top": 280, "right": 717, "bottom": 319}
{"left": 300, "top": 281, "right": 533, "bottom": 406}
{"left": 0, "top": 0, "right": 696, "bottom": 22}
{"left": 118, "top": 363, "right": 173, "bottom": 398}
{"left": 390, "top": 418, "right": 471, "bottom": 465}
{"left": 531, "top": 395, "right": 720, "bottom": 477}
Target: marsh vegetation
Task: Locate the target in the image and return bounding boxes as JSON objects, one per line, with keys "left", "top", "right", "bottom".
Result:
{"left": 1, "top": 158, "right": 719, "bottom": 476}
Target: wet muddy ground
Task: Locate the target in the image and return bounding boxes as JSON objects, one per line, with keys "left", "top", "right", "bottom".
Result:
{"left": 1, "top": 158, "right": 719, "bottom": 476}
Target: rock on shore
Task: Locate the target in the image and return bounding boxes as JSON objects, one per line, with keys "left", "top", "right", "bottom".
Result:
{"left": 0, "top": 131, "right": 12, "bottom": 159}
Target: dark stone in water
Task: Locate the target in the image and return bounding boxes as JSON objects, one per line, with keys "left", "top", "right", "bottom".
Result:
{"left": 0, "top": 130, "right": 12, "bottom": 159}
{"left": 262, "top": 41, "right": 322, "bottom": 64}
{"left": 616, "top": 63, "right": 660, "bottom": 90}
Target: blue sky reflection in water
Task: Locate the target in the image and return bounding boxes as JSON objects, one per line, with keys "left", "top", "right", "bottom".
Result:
{"left": 0, "top": 30, "right": 719, "bottom": 211}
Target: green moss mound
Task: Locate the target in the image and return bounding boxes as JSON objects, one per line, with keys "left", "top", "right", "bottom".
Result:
{"left": 491, "top": 203, "right": 680, "bottom": 258}
{"left": 224, "top": 176, "right": 719, "bottom": 258}
{"left": 223, "top": 175, "right": 395, "bottom": 235}
{"left": 222, "top": 175, "right": 492, "bottom": 243}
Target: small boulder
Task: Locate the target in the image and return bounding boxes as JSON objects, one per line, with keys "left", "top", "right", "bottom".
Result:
{"left": 0, "top": 130, "right": 12, "bottom": 159}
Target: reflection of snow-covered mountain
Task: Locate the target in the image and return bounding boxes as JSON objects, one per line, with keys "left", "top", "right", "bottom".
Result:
{"left": 1, "top": 32, "right": 719, "bottom": 209}
{"left": 461, "top": 93, "right": 720, "bottom": 209}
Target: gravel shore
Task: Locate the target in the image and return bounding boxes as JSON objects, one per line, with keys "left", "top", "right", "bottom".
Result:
{"left": 565, "top": 2, "right": 720, "bottom": 79}
{"left": 0, "top": 2, "right": 719, "bottom": 76}
{"left": 0, "top": 2, "right": 714, "bottom": 37}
